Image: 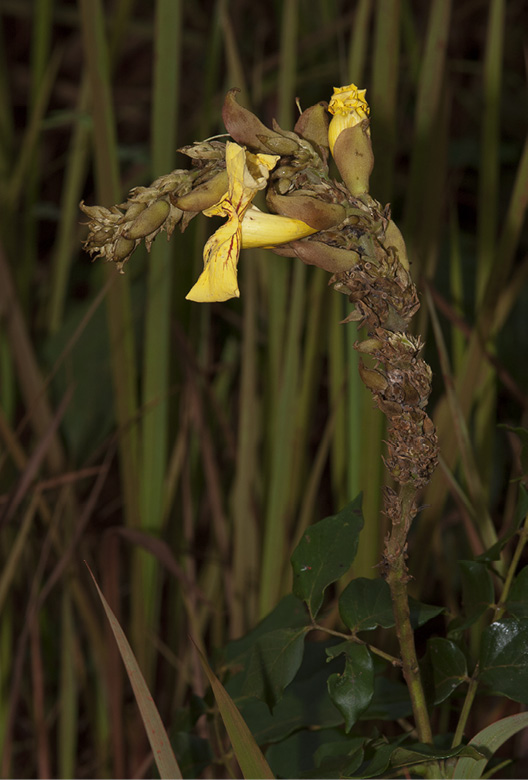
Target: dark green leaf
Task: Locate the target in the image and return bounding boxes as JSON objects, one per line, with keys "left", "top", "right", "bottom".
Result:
{"left": 225, "top": 595, "right": 309, "bottom": 665}
{"left": 230, "top": 641, "right": 344, "bottom": 744}
{"left": 350, "top": 737, "right": 407, "bottom": 778}
{"left": 339, "top": 577, "right": 443, "bottom": 633}
{"left": 241, "top": 627, "right": 309, "bottom": 709}
{"left": 265, "top": 730, "right": 322, "bottom": 778}
{"left": 505, "top": 567, "right": 528, "bottom": 619}
{"left": 391, "top": 743, "right": 484, "bottom": 768}
{"left": 425, "top": 638, "right": 468, "bottom": 705}
{"left": 408, "top": 597, "right": 444, "bottom": 629}
{"left": 266, "top": 730, "right": 364, "bottom": 779}
{"left": 361, "top": 675, "right": 413, "bottom": 721}
{"left": 326, "top": 643, "right": 374, "bottom": 732}
{"left": 498, "top": 426, "right": 528, "bottom": 477}
{"left": 339, "top": 578, "right": 394, "bottom": 632}
{"left": 314, "top": 736, "right": 365, "bottom": 777}
{"left": 460, "top": 561, "right": 494, "bottom": 624}
{"left": 171, "top": 733, "right": 213, "bottom": 779}
{"left": 477, "top": 485, "right": 528, "bottom": 562}
{"left": 479, "top": 618, "right": 528, "bottom": 703}
{"left": 291, "top": 495, "right": 364, "bottom": 617}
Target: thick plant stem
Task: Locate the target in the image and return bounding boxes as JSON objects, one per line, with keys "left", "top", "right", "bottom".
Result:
{"left": 385, "top": 483, "right": 433, "bottom": 746}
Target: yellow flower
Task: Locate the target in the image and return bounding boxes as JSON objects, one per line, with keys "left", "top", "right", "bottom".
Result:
{"left": 186, "top": 142, "right": 318, "bottom": 303}
{"left": 327, "top": 84, "right": 370, "bottom": 154}
{"left": 186, "top": 142, "right": 279, "bottom": 302}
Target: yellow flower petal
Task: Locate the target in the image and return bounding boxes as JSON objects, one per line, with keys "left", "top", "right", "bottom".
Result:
{"left": 186, "top": 199, "right": 241, "bottom": 302}
{"left": 186, "top": 142, "right": 279, "bottom": 303}
{"left": 241, "top": 206, "right": 317, "bottom": 248}
{"left": 327, "top": 84, "right": 370, "bottom": 154}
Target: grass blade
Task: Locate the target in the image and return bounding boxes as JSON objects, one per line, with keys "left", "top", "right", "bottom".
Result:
{"left": 194, "top": 641, "right": 274, "bottom": 779}
{"left": 86, "top": 564, "right": 182, "bottom": 780}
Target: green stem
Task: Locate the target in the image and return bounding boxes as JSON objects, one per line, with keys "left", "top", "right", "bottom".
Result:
{"left": 494, "top": 510, "right": 528, "bottom": 621}
{"left": 451, "top": 671, "right": 479, "bottom": 748}
{"left": 385, "top": 483, "right": 435, "bottom": 749}
{"left": 312, "top": 623, "right": 402, "bottom": 667}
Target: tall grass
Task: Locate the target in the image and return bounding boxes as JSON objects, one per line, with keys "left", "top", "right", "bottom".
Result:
{"left": 0, "top": 0, "right": 526, "bottom": 776}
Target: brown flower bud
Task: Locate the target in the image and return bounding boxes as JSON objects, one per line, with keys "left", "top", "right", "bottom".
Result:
{"left": 266, "top": 190, "right": 346, "bottom": 230}
{"left": 358, "top": 361, "right": 389, "bottom": 393}
{"left": 294, "top": 101, "right": 329, "bottom": 152}
{"left": 280, "top": 237, "right": 360, "bottom": 274}
{"left": 222, "top": 89, "right": 299, "bottom": 155}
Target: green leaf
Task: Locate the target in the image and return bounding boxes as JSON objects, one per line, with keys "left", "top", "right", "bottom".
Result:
{"left": 409, "top": 598, "right": 445, "bottom": 629}
{"left": 351, "top": 737, "right": 407, "bottom": 778}
{"left": 478, "top": 618, "right": 528, "bottom": 703}
{"left": 498, "top": 426, "right": 528, "bottom": 477}
{"left": 477, "top": 485, "right": 528, "bottom": 562}
{"left": 424, "top": 637, "right": 468, "bottom": 705}
{"left": 86, "top": 565, "right": 182, "bottom": 780}
{"left": 339, "top": 578, "right": 394, "bottom": 632}
{"left": 452, "top": 711, "right": 528, "bottom": 778}
{"left": 230, "top": 641, "right": 343, "bottom": 745}
{"left": 326, "top": 643, "right": 374, "bottom": 732}
{"left": 291, "top": 495, "right": 364, "bottom": 617}
{"left": 265, "top": 729, "right": 364, "bottom": 779}
{"left": 241, "top": 627, "right": 309, "bottom": 709}
{"left": 314, "top": 736, "right": 365, "bottom": 777}
{"left": 225, "top": 595, "right": 309, "bottom": 666}
{"left": 505, "top": 567, "right": 528, "bottom": 619}
{"left": 391, "top": 743, "right": 483, "bottom": 768}
{"left": 171, "top": 733, "right": 213, "bottom": 779}
{"left": 195, "top": 642, "right": 275, "bottom": 779}
{"left": 362, "top": 675, "right": 413, "bottom": 721}
{"left": 460, "top": 560, "right": 494, "bottom": 624}
{"left": 339, "top": 576, "right": 443, "bottom": 633}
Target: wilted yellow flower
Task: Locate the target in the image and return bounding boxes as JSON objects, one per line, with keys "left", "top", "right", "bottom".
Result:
{"left": 186, "top": 142, "right": 318, "bottom": 303}
{"left": 186, "top": 142, "right": 278, "bottom": 302}
{"left": 327, "top": 84, "right": 370, "bottom": 154}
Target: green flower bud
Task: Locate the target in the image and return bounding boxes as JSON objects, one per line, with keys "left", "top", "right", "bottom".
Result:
{"left": 358, "top": 361, "right": 389, "bottom": 393}
{"left": 125, "top": 199, "right": 170, "bottom": 240}
{"left": 175, "top": 170, "right": 229, "bottom": 212}
{"left": 332, "top": 122, "right": 374, "bottom": 196}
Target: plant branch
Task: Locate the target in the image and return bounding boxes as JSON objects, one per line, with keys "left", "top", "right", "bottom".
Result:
{"left": 384, "top": 482, "right": 434, "bottom": 746}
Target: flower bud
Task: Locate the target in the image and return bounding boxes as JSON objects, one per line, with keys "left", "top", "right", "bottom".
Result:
{"left": 114, "top": 237, "right": 136, "bottom": 268}
{"left": 266, "top": 190, "right": 346, "bottom": 230}
{"left": 358, "top": 361, "right": 389, "bottom": 393}
{"left": 328, "top": 84, "right": 373, "bottom": 195}
{"left": 277, "top": 237, "right": 360, "bottom": 274}
{"left": 125, "top": 199, "right": 170, "bottom": 240}
{"left": 175, "top": 171, "right": 229, "bottom": 212}
{"left": 294, "top": 101, "right": 329, "bottom": 153}
{"left": 332, "top": 123, "right": 374, "bottom": 196}
{"left": 384, "top": 220, "right": 410, "bottom": 270}
{"left": 222, "top": 89, "right": 299, "bottom": 155}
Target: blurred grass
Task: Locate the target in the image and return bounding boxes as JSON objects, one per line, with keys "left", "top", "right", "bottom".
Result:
{"left": 0, "top": 0, "right": 526, "bottom": 776}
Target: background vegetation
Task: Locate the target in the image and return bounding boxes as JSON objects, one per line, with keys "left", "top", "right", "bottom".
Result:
{"left": 0, "top": 0, "right": 526, "bottom": 776}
